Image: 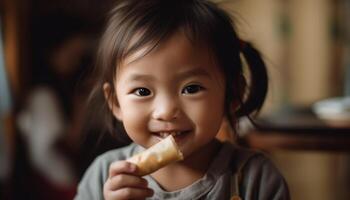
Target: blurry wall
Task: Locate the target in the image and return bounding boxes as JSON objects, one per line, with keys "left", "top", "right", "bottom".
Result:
{"left": 0, "top": 17, "right": 12, "bottom": 186}
{"left": 223, "top": 0, "right": 286, "bottom": 113}
{"left": 287, "top": 0, "right": 334, "bottom": 105}
{"left": 220, "top": 0, "right": 350, "bottom": 200}
{"left": 221, "top": 0, "right": 348, "bottom": 111}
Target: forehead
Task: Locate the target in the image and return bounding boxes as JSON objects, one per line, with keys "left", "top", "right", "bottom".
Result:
{"left": 115, "top": 31, "right": 224, "bottom": 84}
{"left": 122, "top": 30, "right": 214, "bottom": 68}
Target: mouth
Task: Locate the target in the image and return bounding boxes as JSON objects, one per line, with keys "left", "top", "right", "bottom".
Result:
{"left": 153, "top": 130, "right": 191, "bottom": 140}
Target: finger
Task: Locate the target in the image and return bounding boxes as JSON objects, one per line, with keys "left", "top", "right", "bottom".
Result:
{"left": 108, "top": 161, "right": 137, "bottom": 178}
{"left": 108, "top": 187, "right": 154, "bottom": 200}
{"left": 106, "top": 174, "right": 148, "bottom": 190}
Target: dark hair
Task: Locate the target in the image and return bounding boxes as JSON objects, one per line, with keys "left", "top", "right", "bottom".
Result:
{"left": 88, "top": 0, "right": 268, "bottom": 142}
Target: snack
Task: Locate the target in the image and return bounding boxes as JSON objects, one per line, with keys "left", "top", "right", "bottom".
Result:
{"left": 127, "top": 135, "right": 184, "bottom": 176}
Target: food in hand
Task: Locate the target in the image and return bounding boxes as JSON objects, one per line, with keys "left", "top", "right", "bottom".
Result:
{"left": 127, "top": 135, "right": 184, "bottom": 176}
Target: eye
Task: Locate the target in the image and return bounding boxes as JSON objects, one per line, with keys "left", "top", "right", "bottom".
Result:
{"left": 182, "top": 84, "right": 204, "bottom": 95}
{"left": 132, "top": 88, "right": 151, "bottom": 96}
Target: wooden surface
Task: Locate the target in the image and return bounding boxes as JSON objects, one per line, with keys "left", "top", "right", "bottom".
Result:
{"left": 240, "top": 108, "right": 350, "bottom": 151}
{"left": 243, "top": 130, "right": 350, "bottom": 151}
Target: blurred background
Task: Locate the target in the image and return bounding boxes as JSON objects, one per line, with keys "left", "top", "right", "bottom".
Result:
{"left": 1, "top": 0, "right": 350, "bottom": 199}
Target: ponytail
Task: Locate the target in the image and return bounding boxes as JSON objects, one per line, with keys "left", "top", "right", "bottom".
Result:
{"left": 235, "top": 41, "right": 268, "bottom": 118}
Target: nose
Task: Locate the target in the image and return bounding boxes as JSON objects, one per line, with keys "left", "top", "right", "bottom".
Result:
{"left": 152, "top": 95, "right": 180, "bottom": 121}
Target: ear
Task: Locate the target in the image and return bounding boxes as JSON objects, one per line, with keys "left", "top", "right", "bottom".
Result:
{"left": 103, "top": 83, "right": 123, "bottom": 121}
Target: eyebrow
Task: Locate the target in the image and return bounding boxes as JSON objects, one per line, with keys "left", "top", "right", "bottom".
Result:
{"left": 126, "top": 67, "right": 211, "bottom": 82}
{"left": 176, "top": 67, "right": 211, "bottom": 81}
{"left": 177, "top": 67, "right": 212, "bottom": 80}
{"left": 126, "top": 73, "right": 155, "bottom": 82}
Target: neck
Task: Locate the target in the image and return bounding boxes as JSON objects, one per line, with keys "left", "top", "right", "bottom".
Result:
{"left": 150, "top": 139, "right": 222, "bottom": 191}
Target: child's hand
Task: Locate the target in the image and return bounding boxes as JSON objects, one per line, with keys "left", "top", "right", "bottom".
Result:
{"left": 103, "top": 161, "right": 154, "bottom": 200}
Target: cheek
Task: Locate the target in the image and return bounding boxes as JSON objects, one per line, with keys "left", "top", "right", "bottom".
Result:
{"left": 119, "top": 101, "right": 149, "bottom": 137}
{"left": 200, "top": 106, "right": 224, "bottom": 134}
{"left": 186, "top": 96, "right": 225, "bottom": 136}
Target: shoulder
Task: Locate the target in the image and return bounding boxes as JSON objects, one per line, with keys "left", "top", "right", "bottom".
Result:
{"left": 75, "top": 143, "right": 138, "bottom": 200}
{"left": 239, "top": 149, "right": 283, "bottom": 183}
{"left": 96, "top": 143, "right": 139, "bottom": 164}
{"left": 232, "top": 146, "right": 290, "bottom": 200}
{"left": 229, "top": 145, "right": 281, "bottom": 176}
{"left": 81, "top": 143, "right": 138, "bottom": 178}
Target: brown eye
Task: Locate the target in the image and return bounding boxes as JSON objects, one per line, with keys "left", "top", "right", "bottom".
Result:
{"left": 182, "top": 84, "right": 203, "bottom": 94}
{"left": 133, "top": 88, "right": 151, "bottom": 96}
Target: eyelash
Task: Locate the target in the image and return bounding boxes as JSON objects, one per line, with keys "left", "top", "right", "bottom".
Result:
{"left": 182, "top": 84, "right": 204, "bottom": 95}
{"left": 132, "top": 88, "right": 152, "bottom": 96}
{"left": 131, "top": 84, "right": 204, "bottom": 97}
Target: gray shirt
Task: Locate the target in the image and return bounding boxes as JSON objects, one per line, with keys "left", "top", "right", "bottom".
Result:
{"left": 75, "top": 142, "right": 290, "bottom": 200}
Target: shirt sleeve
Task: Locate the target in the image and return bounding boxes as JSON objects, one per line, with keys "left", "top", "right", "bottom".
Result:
{"left": 74, "top": 156, "right": 109, "bottom": 200}
{"left": 240, "top": 154, "right": 291, "bottom": 200}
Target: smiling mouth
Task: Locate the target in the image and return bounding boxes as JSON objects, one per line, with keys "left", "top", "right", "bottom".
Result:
{"left": 154, "top": 131, "right": 190, "bottom": 139}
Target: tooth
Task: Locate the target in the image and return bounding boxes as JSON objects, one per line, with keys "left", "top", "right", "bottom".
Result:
{"left": 160, "top": 132, "right": 170, "bottom": 138}
{"left": 159, "top": 131, "right": 182, "bottom": 138}
{"left": 170, "top": 132, "right": 181, "bottom": 136}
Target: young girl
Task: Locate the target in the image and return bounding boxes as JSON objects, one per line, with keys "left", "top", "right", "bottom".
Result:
{"left": 75, "top": 0, "right": 290, "bottom": 199}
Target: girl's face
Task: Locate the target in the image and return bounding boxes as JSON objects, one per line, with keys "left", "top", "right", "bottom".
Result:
{"left": 106, "top": 31, "right": 226, "bottom": 158}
